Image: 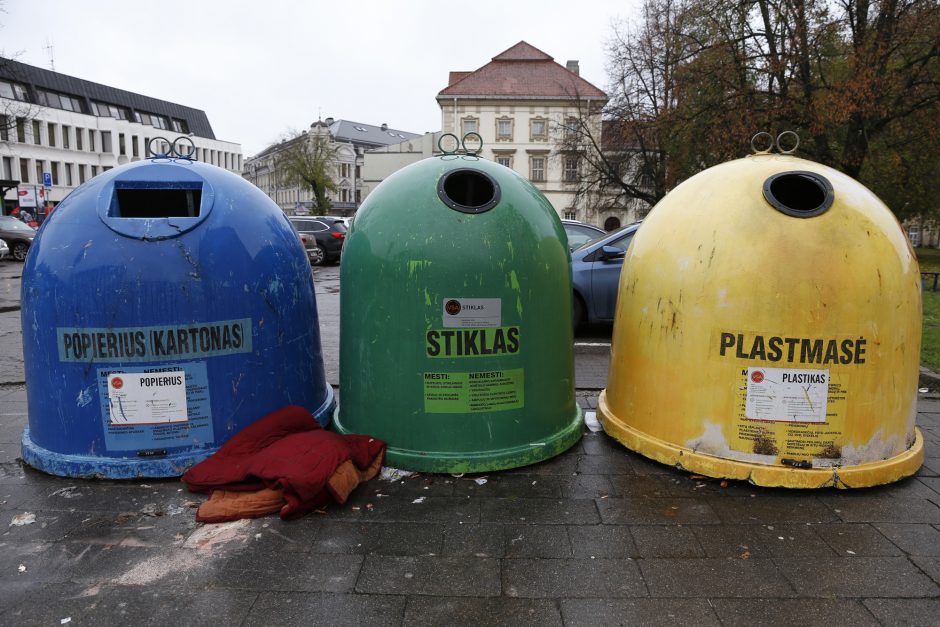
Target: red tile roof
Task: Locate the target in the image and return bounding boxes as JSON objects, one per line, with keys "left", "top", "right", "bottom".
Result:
{"left": 438, "top": 41, "right": 607, "bottom": 100}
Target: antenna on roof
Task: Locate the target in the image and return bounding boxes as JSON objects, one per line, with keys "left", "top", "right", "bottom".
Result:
{"left": 43, "top": 38, "right": 55, "bottom": 71}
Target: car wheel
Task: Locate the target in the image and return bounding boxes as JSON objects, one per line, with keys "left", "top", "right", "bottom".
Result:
{"left": 572, "top": 294, "right": 585, "bottom": 330}
{"left": 310, "top": 244, "right": 326, "bottom": 266}
{"left": 12, "top": 242, "right": 29, "bottom": 262}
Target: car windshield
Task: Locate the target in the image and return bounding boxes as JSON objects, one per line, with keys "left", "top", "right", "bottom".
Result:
{"left": 574, "top": 224, "right": 634, "bottom": 252}
{"left": 0, "top": 217, "right": 34, "bottom": 233}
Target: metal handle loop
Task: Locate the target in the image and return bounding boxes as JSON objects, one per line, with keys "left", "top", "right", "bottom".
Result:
{"left": 438, "top": 133, "right": 460, "bottom": 155}
{"left": 461, "top": 132, "right": 483, "bottom": 156}
{"left": 751, "top": 132, "right": 774, "bottom": 154}
{"left": 776, "top": 131, "right": 800, "bottom": 154}
{"left": 147, "top": 136, "right": 198, "bottom": 160}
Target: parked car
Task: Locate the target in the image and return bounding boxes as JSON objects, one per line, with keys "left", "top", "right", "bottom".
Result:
{"left": 288, "top": 216, "right": 346, "bottom": 265}
{"left": 0, "top": 238, "right": 8, "bottom": 260}
{"left": 561, "top": 219, "right": 605, "bottom": 251}
{"left": 570, "top": 222, "right": 642, "bottom": 327}
{"left": 0, "top": 216, "right": 37, "bottom": 262}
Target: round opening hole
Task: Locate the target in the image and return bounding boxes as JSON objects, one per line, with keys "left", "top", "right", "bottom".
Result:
{"left": 762, "top": 171, "right": 833, "bottom": 218}
{"left": 438, "top": 169, "right": 500, "bottom": 214}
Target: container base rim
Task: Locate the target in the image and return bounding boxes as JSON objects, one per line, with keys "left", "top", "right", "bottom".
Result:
{"left": 20, "top": 389, "right": 336, "bottom": 479}
{"left": 21, "top": 426, "right": 213, "bottom": 479}
{"left": 597, "top": 389, "right": 925, "bottom": 489}
{"left": 332, "top": 404, "right": 584, "bottom": 474}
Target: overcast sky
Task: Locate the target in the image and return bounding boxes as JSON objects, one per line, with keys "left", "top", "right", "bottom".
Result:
{"left": 1, "top": 0, "right": 639, "bottom": 157}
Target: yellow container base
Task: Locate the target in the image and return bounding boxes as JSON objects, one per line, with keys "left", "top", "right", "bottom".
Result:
{"left": 598, "top": 390, "right": 924, "bottom": 489}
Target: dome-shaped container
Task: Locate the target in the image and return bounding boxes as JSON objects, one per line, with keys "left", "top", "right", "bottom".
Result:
{"left": 335, "top": 155, "right": 582, "bottom": 472}
{"left": 599, "top": 153, "right": 923, "bottom": 488}
{"left": 21, "top": 157, "right": 334, "bottom": 478}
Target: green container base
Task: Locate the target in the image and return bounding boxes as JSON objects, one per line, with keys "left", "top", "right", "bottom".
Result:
{"left": 334, "top": 405, "right": 583, "bottom": 474}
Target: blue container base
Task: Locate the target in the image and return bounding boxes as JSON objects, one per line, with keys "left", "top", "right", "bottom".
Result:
{"left": 21, "top": 389, "right": 336, "bottom": 479}
{"left": 21, "top": 427, "right": 213, "bottom": 478}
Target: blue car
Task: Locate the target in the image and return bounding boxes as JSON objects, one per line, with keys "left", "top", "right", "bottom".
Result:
{"left": 571, "top": 222, "right": 641, "bottom": 327}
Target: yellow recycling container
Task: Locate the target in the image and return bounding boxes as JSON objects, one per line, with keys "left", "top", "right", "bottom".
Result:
{"left": 599, "top": 151, "right": 924, "bottom": 488}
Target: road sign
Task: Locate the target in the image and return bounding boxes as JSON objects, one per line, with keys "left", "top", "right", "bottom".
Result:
{"left": 42, "top": 172, "right": 52, "bottom": 190}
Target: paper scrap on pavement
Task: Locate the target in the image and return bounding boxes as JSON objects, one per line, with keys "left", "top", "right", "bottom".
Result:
{"left": 584, "top": 411, "right": 602, "bottom": 432}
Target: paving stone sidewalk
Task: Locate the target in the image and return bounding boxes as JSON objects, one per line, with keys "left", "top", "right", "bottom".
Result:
{"left": 1, "top": 383, "right": 938, "bottom": 625}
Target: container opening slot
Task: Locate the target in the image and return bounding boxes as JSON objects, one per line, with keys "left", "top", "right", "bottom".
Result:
{"left": 763, "top": 171, "right": 833, "bottom": 218}
{"left": 438, "top": 169, "right": 501, "bottom": 214}
{"left": 114, "top": 188, "right": 202, "bottom": 218}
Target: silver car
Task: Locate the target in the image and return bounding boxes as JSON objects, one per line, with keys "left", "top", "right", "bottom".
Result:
{"left": 0, "top": 237, "right": 8, "bottom": 260}
{"left": 0, "top": 216, "right": 36, "bottom": 261}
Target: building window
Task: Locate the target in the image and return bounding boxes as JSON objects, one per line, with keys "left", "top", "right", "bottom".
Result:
{"left": 35, "top": 161, "right": 43, "bottom": 185}
{"left": 78, "top": 164, "right": 86, "bottom": 184}
{"left": 119, "top": 133, "right": 126, "bottom": 155}
{"left": 496, "top": 118, "right": 513, "bottom": 141}
{"left": 564, "top": 157, "right": 579, "bottom": 182}
{"left": 564, "top": 210, "right": 577, "bottom": 220}
{"left": 76, "top": 128, "right": 83, "bottom": 151}
{"left": 1, "top": 156, "right": 11, "bottom": 179}
{"left": 16, "top": 117, "right": 25, "bottom": 142}
{"left": 565, "top": 116, "right": 579, "bottom": 139}
{"left": 51, "top": 162, "right": 59, "bottom": 185}
{"left": 20, "top": 158, "right": 29, "bottom": 183}
{"left": 355, "top": 165, "right": 361, "bottom": 179}
{"left": 132, "top": 136, "right": 139, "bottom": 157}
{"left": 495, "top": 155, "right": 512, "bottom": 169}
{"left": 62, "top": 125, "right": 70, "bottom": 149}
{"left": 32, "top": 120, "right": 42, "bottom": 144}
{"left": 356, "top": 189, "right": 361, "bottom": 204}
{"left": 0, "top": 115, "right": 7, "bottom": 141}
{"left": 47, "top": 123, "right": 56, "bottom": 147}
{"left": 461, "top": 117, "right": 478, "bottom": 136}
{"left": 0, "top": 80, "right": 29, "bottom": 102}
{"left": 65, "top": 163, "right": 73, "bottom": 186}
{"left": 91, "top": 166, "right": 98, "bottom": 177}
{"left": 171, "top": 118, "right": 189, "bottom": 133}
{"left": 37, "top": 89, "right": 83, "bottom": 112}
{"left": 530, "top": 156, "right": 546, "bottom": 182}
{"left": 530, "top": 118, "right": 548, "bottom": 141}
{"left": 101, "top": 131, "right": 113, "bottom": 153}
{"left": 92, "top": 101, "right": 129, "bottom": 120}
{"left": 88, "top": 130, "right": 96, "bottom": 152}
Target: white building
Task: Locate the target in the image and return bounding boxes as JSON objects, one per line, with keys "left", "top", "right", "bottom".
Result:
{"left": 362, "top": 42, "right": 637, "bottom": 229}
{"left": 0, "top": 58, "right": 242, "bottom": 215}
{"left": 243, "top": 118, "right": 420, "bottom": 216}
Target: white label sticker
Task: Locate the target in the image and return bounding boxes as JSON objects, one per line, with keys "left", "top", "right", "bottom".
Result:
{"left": 745, "top": 367, "right": 829, "bottom": 423}
{"left": 442, "top": 298, "right": 502, "bottom": 328}
{"left": 107, "top": 371, "right": 188, "bottom": 425}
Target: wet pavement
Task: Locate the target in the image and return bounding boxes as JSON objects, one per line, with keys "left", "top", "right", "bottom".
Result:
{"left": 0, "top": 259, "right": 938, "bottom": 625}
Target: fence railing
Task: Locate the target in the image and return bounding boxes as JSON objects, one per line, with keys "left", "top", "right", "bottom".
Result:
{"left": 923, "top": 272, "right": 940, "bottom": 291}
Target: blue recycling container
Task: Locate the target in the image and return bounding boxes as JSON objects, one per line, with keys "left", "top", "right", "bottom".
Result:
{"left": 20, "top": 156, "right": 334, "bottom": 478}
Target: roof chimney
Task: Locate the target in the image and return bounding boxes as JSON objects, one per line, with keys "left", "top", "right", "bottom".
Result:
{"left": 381, "top": 123, "right": 388, "bottom": 131}
{"left": 566, "top": 60, "right": 580, "bottom": 76}
{"left": 325, "top": 117, "right": 334, "bottom": 125}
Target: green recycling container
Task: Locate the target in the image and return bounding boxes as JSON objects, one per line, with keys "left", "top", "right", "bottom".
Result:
{"left": 335, "top": 154, "right": 582, "bottom": 472}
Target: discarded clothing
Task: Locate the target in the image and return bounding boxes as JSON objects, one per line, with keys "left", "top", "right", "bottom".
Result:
{"left": 183, "top": 405, "right": 384, "bottom": 523}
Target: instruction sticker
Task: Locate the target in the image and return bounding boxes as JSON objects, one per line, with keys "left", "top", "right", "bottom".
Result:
{"left": 745, "top": 367, "right": 829, "bottom": 423}
{"left": 107, "top": 371, "right": 187, "bottom": 425}
{"left": 96, "top": 362, "right": 214, "bottom": 451}
{"left": 442, "top": 298, "right": 501, "bottom": 328}
{"left": 423, "top": 368, "right": 524, "bottom": 413}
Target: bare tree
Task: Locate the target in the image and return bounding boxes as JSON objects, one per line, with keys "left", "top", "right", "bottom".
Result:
{"left": 276, "top": 131, "right": 338, "bottom": 211}
{"left": 568, "top": 0, "right": 940, "bottom": 220}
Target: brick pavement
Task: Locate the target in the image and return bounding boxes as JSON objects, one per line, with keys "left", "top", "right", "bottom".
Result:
{"left": 0, "top": 383, "right": 938, "bottom": 625}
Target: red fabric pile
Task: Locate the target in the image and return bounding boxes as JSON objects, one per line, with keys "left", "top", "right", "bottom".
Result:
{"left": 182, "top": 405, "right": 385, "bottom": 523}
